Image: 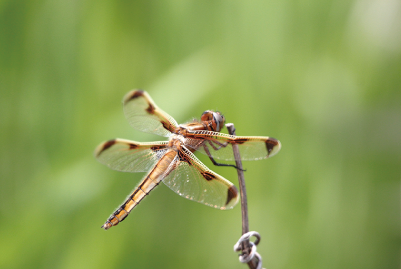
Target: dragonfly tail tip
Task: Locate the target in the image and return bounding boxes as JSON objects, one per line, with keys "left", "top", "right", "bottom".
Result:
{"left": 101, "top": 222, "right": 112, "bottom": 230}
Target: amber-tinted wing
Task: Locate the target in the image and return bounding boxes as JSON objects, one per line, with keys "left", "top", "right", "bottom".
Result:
{"left": 162, "top": 146, "right": 239, "bottom": 209}
{"left": 184, "top": 131, "right": 281, "bottom": 161}
{"left": 123, "top": 90, "right": 179, "bottom": 137}
{"left": 94, "top": 138, "right": 169, "bottom": 172}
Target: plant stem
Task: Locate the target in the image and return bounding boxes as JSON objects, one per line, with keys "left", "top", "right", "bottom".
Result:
{"left": 226, "top": 123, "right": 259, "bottom": 269}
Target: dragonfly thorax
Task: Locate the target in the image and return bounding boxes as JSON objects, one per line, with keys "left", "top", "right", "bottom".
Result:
{"left": 169, "top": 133, "right": 186, "bottom": 147}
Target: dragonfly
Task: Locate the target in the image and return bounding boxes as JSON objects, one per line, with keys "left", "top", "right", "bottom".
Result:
{"left": 95, "top": 90, "right": 281, "bottom": 230}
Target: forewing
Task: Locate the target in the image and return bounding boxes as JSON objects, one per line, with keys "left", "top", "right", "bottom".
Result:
{"left": 185, "top": 131, "right": 281, "bottom": 161}
{"left": 95, "top": 138, "right": 169, "bottom": 172}
{"left": 123, "top": 90, "right": 178, "bottom": 137}
{"left": 162, "top": 146, "right": 239, "bottom": 209}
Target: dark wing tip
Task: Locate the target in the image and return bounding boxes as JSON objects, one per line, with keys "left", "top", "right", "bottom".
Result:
{"left": 123, "top": 89, "right": 145, "bottom": 105}
{"left": 226, "top": 185, "right": 239, "bottom": 207}
{"left": 95, "top": 139, "right": 117, "bottom": 157}
{"left": 265, "top": 138, "right": 281, "bottom": 157}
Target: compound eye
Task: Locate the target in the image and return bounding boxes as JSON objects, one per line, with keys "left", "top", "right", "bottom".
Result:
{"left": 215, "top": 112, "right": 225, "bottom": 124}
{"left": 201, "top": 110, "right": 213, "bottom": 121}
{"left": 212, "top": 112, "right": 225, "bottom": 131}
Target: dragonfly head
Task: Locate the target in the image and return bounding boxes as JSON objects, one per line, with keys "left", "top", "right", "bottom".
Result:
{"left": 201, "top": 110, "right": 225, "bottom": 132}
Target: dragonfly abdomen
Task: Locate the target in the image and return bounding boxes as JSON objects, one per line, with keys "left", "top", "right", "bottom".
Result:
{"left": 101, "top": 150, "right": 178, "bottom": 230}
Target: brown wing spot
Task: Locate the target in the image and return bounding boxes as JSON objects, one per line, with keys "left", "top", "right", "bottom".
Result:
{"left": 226, "top": 185, "right": 238, "bottom": 206}
{"left": 233, "top": 138, "right": 249, "bottom": 145}
{"left": 146, "top": 103, "right": 156, "bottom": 114}
{"left": 161, "top": 121, "right": 172, "bottom": 131}
{"left": 129, "top": 143, "right": 138, "bottom": 149}
{"left": 201, "top": 171, "right": 216, "bottom": 181}
{"left": 98, "top": 139, "right": 117, "bottom": 156}
{"left": 124, "top": 90, "right": 144, "bottom": 104}
{"left": 151, "top": 145, "right": 166, "bottom": 151}
{"left": 177, "top": 149, "right": 191, "bottom": 165}
{"left": 265, "top": 138, "right": 279, "bottom": 155}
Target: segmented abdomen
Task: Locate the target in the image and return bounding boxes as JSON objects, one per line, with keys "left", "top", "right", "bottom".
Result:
{"left": 101, "top": 150, "right": 177, "bottom": 230}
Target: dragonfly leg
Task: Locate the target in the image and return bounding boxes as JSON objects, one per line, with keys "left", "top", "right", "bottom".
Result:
{"left": 207, "top": 140, "right": 229, "bottom": 151}
{"left": 203, "top": 144, "right": 246, "bottom": 171}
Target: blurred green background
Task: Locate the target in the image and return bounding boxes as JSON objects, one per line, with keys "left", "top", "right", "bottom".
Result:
{"left": 1, "top": 1, "right": 400, "bottom": 268}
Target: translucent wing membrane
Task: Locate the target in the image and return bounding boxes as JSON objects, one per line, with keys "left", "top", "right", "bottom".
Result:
{"left": 94, "top": 138, "right": 169, "bottom": 172}
{"left": 185, "top": 131, "right": 281, "bottom": 161}
{"left": 123, "top": 90, "right": 179, "bottom": 137}
{"left": 162, "top": 146, "right": 239, "bottom": 209}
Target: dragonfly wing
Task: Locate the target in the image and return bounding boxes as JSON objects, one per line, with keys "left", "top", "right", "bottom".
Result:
{"left": 94, "top": 138, "right": 169, "bottom": 172}
{"left": 185, "top": 131, "right": 281, "bottom": 161}
{"left": 123, "top": 90, "right": 179, "bottom": 137}
{"left": 162, "top": 146, "right": 239, "bottom": 209}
